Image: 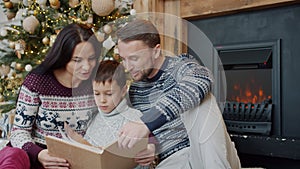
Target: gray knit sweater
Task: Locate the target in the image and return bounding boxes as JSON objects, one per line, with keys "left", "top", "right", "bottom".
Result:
{"left": 84, "top": 98, "right": 142, "bottom": 147}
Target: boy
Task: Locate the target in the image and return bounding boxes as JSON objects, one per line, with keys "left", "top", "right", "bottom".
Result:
{"left": 65, "top": 60, "right": 156, "bottom": 168}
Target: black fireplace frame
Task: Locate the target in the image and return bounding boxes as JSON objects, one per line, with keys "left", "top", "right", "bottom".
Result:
{"left": 214, "top": 39, "right": 281, "bottom": 136}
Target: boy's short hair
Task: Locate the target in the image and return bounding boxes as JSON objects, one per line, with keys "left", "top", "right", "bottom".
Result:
{"left": 116, "top": 19, "right": 160, "bottom": 48}
{"left": 94, "top": 60, "right": 127, "bottom": 88}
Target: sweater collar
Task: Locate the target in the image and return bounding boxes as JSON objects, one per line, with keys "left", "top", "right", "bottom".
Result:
{"left": 145, "top": 56, "right": 170, "bottom": 82}
{"left": 99, "top": 98, "right": 128, "bottom": 117}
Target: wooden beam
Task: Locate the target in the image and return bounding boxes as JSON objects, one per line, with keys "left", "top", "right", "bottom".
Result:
{"left": 133, "top": 0, "right": 187, "bottom": 56}
{"left": 163, "top": 0, "right": 184, "bottom": 55}
{"left": 180, "top": 0, "right": 299, "bottom": 20}
{"left": 133, "top": 0, "right": 164, "bottom": 14}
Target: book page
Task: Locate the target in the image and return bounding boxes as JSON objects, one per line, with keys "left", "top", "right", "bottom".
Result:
{"left": 46, "top": 135, "right": 103, "bottom": 169}
{"left": 104, "top": 137, "right": 148, "bottom": 158}
{"left": 46, "top": 135, "right": 103, "bottom": 154}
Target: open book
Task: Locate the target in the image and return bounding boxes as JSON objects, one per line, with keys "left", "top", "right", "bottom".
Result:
{"left": 45, "top": 134, "right": 148, "bottom": 169}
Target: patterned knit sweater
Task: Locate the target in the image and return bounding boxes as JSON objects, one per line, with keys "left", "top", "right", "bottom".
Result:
{"left": 129, "top": 54, "right": 213, "bottom": 161}
{"left": 10, "top": 72, "right": 97, "bottom": 166}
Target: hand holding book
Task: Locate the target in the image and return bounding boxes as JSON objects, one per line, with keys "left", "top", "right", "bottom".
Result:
{"left": 63, "top": 122, "right": 95, "bottom": 147}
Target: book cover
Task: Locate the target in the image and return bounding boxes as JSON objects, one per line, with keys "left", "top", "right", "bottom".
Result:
{"left": 45, "top": 135, "right": 148, "bottom": 169}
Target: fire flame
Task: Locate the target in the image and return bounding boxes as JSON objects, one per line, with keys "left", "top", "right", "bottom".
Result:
{"left": 230, "top": 84, "right": 271, "bottom": 104}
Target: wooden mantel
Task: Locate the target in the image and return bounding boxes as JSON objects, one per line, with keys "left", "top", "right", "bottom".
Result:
{"left": 133, "top": 0, "right": 299, "bottom": 54}
{"left": 180, "top": 0, "right": 299, "bottom": 20}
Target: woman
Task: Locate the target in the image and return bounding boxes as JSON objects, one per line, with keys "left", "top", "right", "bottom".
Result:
{"left": 0, "top": 23, "right": 101, "bottom": 169}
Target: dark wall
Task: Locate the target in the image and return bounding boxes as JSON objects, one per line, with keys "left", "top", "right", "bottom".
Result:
{"left": 189, "top": 4, "right": 300, "bottom": 139}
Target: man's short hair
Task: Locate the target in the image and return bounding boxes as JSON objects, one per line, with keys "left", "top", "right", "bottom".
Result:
{"left": 116, "top": 19, "right": 160, "bottom": 48}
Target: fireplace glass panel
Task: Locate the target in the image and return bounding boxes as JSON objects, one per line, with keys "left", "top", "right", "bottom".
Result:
{"left": 225, "top": 69, "right": 272, "bottom": 104}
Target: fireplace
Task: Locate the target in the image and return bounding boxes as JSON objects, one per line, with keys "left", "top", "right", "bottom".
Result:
{"left": 189, "top": 4, "right": 300, "bottom": 166}
{"left": 215, "top": 40, "right": 281, "bottom": 136}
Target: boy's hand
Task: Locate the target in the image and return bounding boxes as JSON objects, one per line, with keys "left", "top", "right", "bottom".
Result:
{"left": 64, "top": 123, "right": 81, "bottom": 140}
{"left": 118, "top": 121, "right": 150, "bottom": 149}
{"left": 64, "top": 122, "right": 92, "bottom": 146}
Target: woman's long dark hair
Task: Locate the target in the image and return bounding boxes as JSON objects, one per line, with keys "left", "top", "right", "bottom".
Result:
{"left": 33, "top": 23, "right": 101, "bottom": 74}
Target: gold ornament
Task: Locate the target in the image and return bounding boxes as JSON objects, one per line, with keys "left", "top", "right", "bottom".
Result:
{"left": 92, "top": 0, "right": 115, "bottom": 16}
{"left": 15, "top": 63, "right": 23, "bottom": 71}
{"left": 69, "top": 0, "right": 79, "bottom": 8}
{"left": 49, "top": 0, "right": 59, "bottom": 6}
{"left": 6, "top": 83, "right": 13, "bottom": 90}
{"left": 50, "top": 1, "right": 60, "bottom": 9}
{"left": 15, "top": 40, "right": 26, "bottom": 59}
{"left": 0, "top": 95, "right": 4, "bottom": 102}
{"left": 9, "top": 41, "right": 15, "bottom": 49}
{"left": 0, "top": 65, "right": 11, "bottom": 76}
{"left": 42, "top": 36, "right": 50, "bottom": 45}
{"left": 103, "top": 24, "right": 112, "bottom": 34}
{"left": 6, "top": 11, "right": 16, "bottom": 20}
{"left": 50, "top": 34, "right": 57, "bottom": 47}
{"left": 37, "top": 0, "right": 47, "bottom": 6}
{"left": 4, "top": 1, "right": 13, "bottom": 9}
{"left": 0, "top": 87, "right": 3, "bottom": 93}
{"left": 34, "top": 10, "right": 38, "bottom": 16}
{"left": 23, "top": 15, "right": 40, "bottom": 33}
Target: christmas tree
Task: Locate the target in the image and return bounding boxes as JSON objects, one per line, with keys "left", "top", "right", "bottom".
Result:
{"left": 0, "top": 0, "right": 136, "bottom": 113}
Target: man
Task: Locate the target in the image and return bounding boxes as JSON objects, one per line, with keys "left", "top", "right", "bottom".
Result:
{"left": 117, "top": 19, "right": 241, "bottom": 169}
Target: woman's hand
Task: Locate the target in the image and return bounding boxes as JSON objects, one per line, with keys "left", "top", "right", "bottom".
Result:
{"left": 38, "top": 149, "right": 69, "bottom": 169}
{"left": 134, "top": 143, "right": 156, "bottom": 166}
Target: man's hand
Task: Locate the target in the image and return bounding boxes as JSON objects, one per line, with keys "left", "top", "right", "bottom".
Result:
{"left": 118, "top": 121, "right": 150, "bottom": 149}
{"left": 38, "top": 149, "right": 69, "bottom": 169}
{"left": 135, "top": 143, "right": 156, "bottom": 166}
